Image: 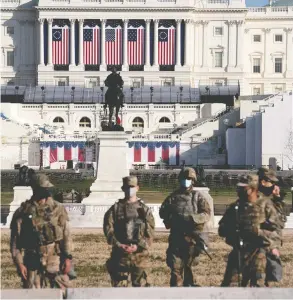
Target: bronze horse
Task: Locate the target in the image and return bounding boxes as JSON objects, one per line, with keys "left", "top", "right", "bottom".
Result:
{"left": 104, "top": 87, "right": 124, "bottom": 126}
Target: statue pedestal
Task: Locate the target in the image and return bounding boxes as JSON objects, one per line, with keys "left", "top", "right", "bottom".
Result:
{"left": 82, "top": 131, "right": 131, "bottom": 206}
{"left": 5, "top": 186, "right": 33, "bottom": 227}
{"left": 193, "top": 187, "right": 215, "bottom": 231}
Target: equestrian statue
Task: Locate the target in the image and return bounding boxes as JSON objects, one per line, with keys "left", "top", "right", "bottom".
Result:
{"left": 103, "top": 67, "right": 124, "bottom": 129}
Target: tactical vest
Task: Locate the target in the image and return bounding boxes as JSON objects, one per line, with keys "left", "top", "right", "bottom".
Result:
{"left": 114, "top": 200, "right": 147, "bottom": 245}
{"left": 19, "top": 199, "right": 63, "bottom": 250}
{"left": 169, "top": 191, "right": 200, "bottom": 234}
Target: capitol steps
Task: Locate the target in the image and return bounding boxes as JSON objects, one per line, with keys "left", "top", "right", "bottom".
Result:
{"left": 180, "top": 107, "right": 240, "bottom": 139}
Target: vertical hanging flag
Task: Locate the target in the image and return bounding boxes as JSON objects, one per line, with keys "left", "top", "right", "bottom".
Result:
{"left": 162, "top": 142, "right": 170, "bottom": 164}
{"left": 148, "top": 142, "right": 155, "bottom": 163}
{"left": 78, "top": 143, "right": 85, "bottom": 162}
{"left": 50, "top": 142, "right": 58, "bottom": 163}
{"left": 84, "top": 23, "right": 100, "bottom": 65}
{"left": 106, "top": 24, "right": 122, "bottom": 65}
{"left": 158, "top": 22, "right": 175, "bottom": 65}
{"left": 64, "top": 142, "right": 72, "bottom": 161}
{"left": 176, "top": 143, "right": 180, "bottom": 166}
{"left": 128, "top": 22, "right": 144, "bottom": 65}
{"left": 52, "top": 24, "right": 69, "bottom": 65}
{"left": 134, "top": 142, "right": 141, "bottom": 163}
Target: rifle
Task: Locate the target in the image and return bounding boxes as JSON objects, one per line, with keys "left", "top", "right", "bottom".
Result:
{"left": 194, "top": 233, "right": 212, "bottom": 261}
{"left": 234, "top": 204, "right": 243, "bottom": 287}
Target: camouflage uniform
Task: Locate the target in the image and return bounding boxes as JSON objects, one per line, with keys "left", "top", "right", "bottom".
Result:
{"left": 10, "top": 186, "right": 73, "bottom": 293}
{"left": 159, "top": 168, "right": 211, "bottom": 287}
{"left": 257, "top": 168, "right": 287, "bottom": 285}
{"left": 103, "top": 176, "right": 155, "bottom": 287}
{"left": 219, "top": 174, "right": 280, "bottom": 287}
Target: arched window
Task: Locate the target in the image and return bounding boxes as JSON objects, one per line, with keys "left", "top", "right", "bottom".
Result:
{"left": 159, "top": 117, "right": 171, "bottom": 123}
{"left": 79, "top": 117, "right": 91, "bottom": 128}
{"left": 53, "top": 117, "right": 64, "bottom": 123}
{"left": 132, "top": 117, "right": 144, "bottom": 129}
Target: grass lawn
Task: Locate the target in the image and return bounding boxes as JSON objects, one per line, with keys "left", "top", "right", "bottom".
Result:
{"left": 1, "top": 189, "right": 291, "bottom": 206}
{"left": 1, "top": 229, "right": 293, "bottom": 288}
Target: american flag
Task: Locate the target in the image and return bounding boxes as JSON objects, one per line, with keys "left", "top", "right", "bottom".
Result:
{"left": 158, "top": 25, "right": 175, "bottom": 65}
{"left": 105, "top": 26, "right": 122, "bottom": 65}
{"left": 128, "top": 25, "right": 144, "bottom": 65}
{"left": 83, "top": 25, "right": 100, "bottom": 65}
{"left": 52, "top": 26, "right": 69, "bottom": 65}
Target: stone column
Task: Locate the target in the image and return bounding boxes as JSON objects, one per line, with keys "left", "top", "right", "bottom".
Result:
{"left": 100, "top": 19, "right": 106, "bottom": 71}
{"left": 38, "top": 18, "right": 45, "bottom": 65}
{"left": 144, "top": 19, "right": 151, "bottom": 69}
{"left": 236, "top": 20, "right": 244, "bottom": 70}
{"left": 153, "top": 19, "right": 159, "bottom": 69}
{"left": 122, "top": 19, "right": 129, "bottom": 71}
{"left": 227, "top": 20, "right": 237, "bottom": 70}
{"left": 263, "top": 28, "right": 271, "bottom": 74}
{"left": 47, "top": 19, "right": 53, "bottom": 65}
{"left": 175, "top": 19, "right": 181, "bottom": 67}
{"left": 285, "top": 28, "right": 293, "bottom": 77}
{"left": 184, "top": 19, "right": 193, "bottom": 69}
{"left": 78, "top": 19, "right": 84, "bottom": 67}
{"left": 202, "top": 21, "right": 209, "bottom": 68}
{"left": 70, "top": 19, "right": 76, "bottom": 67}
{"left": 194, "top": 21, "right": 201, "bottom": 69}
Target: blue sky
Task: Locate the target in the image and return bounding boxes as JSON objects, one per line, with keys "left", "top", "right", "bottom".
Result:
{"left": 246, "top": 0, "right": 269, "bottom": 6}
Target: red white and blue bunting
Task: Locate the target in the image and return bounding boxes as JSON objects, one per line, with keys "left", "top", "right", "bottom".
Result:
{"left": 128, "top": 141, "right": 180, "bottom": 165}
{"left": 40, "top": 141, "right": 93, "bottom": 166}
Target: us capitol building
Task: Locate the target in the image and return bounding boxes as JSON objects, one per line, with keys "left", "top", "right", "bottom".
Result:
{"left": 1, "top": 0, "right": 293, "bottom": 171}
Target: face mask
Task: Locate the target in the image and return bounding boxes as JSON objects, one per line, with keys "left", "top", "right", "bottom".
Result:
{"left": 260, "top": 185, "right": 275, "bottom": 196}
{"left": 180, "top": 179, "right": 192, "bottom": 188}
{"left": 124, "top": 187, "right": 137, "bottom": 198}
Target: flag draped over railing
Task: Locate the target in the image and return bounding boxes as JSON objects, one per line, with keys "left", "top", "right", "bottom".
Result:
{"left": 128, "top": 20, "right": 145, "bottom": 66}
{"left": 52, "top": 20, "right": 69, "bottom": 65}
{"left": 105, "top": 20, "right": 122, "bottom": 65}
{"left": 83, "top": 20, "right": 101, "bottom": 65}
{"left": 158, "top": 20, "right": 175, "bottom": 66}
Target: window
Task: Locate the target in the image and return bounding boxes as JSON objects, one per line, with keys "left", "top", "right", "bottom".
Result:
{"left": 7, "top": 50, "right": 14, "bottom": 67}
{"left": 133, "top": 81, "right": 141, "bottom": 88}
{"left": 253, "top": 87, "right": 261, "bottom": 95}
{"left": 275, "top": 34, "right": 283, "bottom": 42}
{"left": 7, "top": 26, "right": 14, "bottom": 35}
{"left": 86, "top": 77, "right": 99, "bottom": 88}
{"left": 215, "top": 52, "right": 223, "bottom": 67}
{"left": 79, "top": 117, "right": 91, "bottom": 128}
{"left": 53, "top": 117, "right": 64, "bottom": 123}
{"left": 253, "top": 58, "right": 261, "bottom": 73}
{"left": 275, "top": 87, "right": 283, "bottom": 93}
{"left": 253, "top": 35, "right": 261, "bottom": 42}
{"left": 160, "top": 77, "right": 174, "bottom": 87}
{"left": 132, "top": 117, "right": 144, "bottom": 131}
{"left": 159, "top": 117, "right": 171, "bottom": 123}
{"left": 58, "top": 81, "right": 66, "bottom": 86}
{"left": 275, "top": 58, "right": 283, "bottom": 73}
{"left": 7, "top": 80, "right": 15, "bottom": 86}
{"left": 214, "top": 27, "right": 223, "bottom": 36}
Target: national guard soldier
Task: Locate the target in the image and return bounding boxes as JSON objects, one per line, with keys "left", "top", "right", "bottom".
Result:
{"left": 257, "top": 168, "right": 287, "bottom": 286}
{"left": 103, "top": 176, "right": 155, "bottom": 287}
{"left": 219, "top": 174, "right": 280, "bottom": 287}
{"left": 10, "top": 186, "right": 73, "bottom": 296}
{"left": 159, "top": 167, "right": 211, "bottom": 287}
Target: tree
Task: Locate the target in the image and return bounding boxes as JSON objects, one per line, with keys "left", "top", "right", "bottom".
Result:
{"left": 284, "top": 119, "right": 293, "bottom": 168}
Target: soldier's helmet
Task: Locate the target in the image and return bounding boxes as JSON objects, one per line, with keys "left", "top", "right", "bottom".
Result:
{"left": 257, "top": 167, "right": 279, "bottom": 183}
{"left": 237, "top": 174, "right": 259, "bottom": 189}
{"left": 122, "top": 176, "right": 138, "bottom": 188}
{"left": 178, "top": 167, "right": 197, "bottom": 182}
{"left": 37, "top": 174, "right": 54, "bottom": 188}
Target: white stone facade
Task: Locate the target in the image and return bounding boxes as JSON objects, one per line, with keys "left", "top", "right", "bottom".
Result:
{"left": 1, "top": 0, "right": 293, "bottom": 95}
